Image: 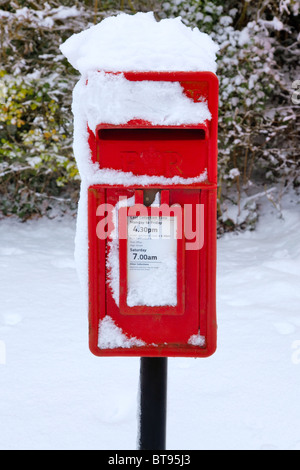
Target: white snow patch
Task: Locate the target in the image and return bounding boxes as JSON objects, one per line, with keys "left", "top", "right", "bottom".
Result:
{"left": 188, "top": 333, "right": 206, "bottom": 347}
{"left": 98, "top": 316, "right": 145, "bottom": 349}
{"left": 127, "top": 198, "right": 178, "bottom": 307}
{"left": 51, "top": 6, "right": 82, "bottom": 20}
{"left": 106, "top": 196, "right": 135, "bottom": 306}
{"left": 69, "top": 73, "right": 209, "bottom": 313}
{"left": 126, "top": 252, "right": 177, "bottom": 307}
{"left": 238, "top": 27, "right": 251, "bottom": 47}
{"left": 71, "top": 76, "right": 210, "bottom": 184}
{"left": 79, "top": 71, "right": 212, "bottom": 134}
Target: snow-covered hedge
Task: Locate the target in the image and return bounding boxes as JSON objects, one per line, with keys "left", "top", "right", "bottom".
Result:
{"left": 0, "top": 2, "right": 90, "bottom": 218}
{"left": 0, "top": 1, "right": 160, "bottom": 219}
{"left": 161, "top": 0, "right": 300, "bottom": 231}
{"left": 0, "top": 0, "right": 299, "bottom": 228}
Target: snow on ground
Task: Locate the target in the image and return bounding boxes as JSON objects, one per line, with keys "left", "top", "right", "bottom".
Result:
{"left": 0, "top": 193, "right": 299, "bottom": 450}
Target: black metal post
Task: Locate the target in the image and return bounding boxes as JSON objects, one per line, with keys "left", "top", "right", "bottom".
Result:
{"left": 138, "top": 357, "right": 168, "bottom": 450}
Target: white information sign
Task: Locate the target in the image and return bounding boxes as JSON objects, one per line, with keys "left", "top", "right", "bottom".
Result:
{"left": 127, "top": 216, "right": 178, "bottom": 307}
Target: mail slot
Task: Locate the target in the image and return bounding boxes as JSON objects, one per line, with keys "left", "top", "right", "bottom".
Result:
{"left": 95, "top": 127, "right": 207, "bottom": 178}
{"left": 88, "top": 71, "right": 218, "bottom": 358}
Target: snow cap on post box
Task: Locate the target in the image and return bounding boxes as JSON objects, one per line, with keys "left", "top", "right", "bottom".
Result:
{"left": 60, "top": 12, "right": 219, "bottom": 75}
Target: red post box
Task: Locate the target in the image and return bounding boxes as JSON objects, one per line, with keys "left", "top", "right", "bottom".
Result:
{"left": 87, "top": 71, "right": 218, "bottom": 358}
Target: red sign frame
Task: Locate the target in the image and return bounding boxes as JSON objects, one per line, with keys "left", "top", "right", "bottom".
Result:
{"left": 119, "top": 190, "right": 186, "bottom": 316}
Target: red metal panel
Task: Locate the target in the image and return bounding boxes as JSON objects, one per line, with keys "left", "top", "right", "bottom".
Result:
{"left": 204, "top": 188, "right": 218, "bottom": 357}
{"left": 88, "top": 187, "right": 106, "bottom": 356}
{"left": 96, "top": 126, "right": 208, "bottom": 178}
{"left": 88, "top": 186, "right": 216, "bottom": 357}
{"left": 87, "top": 71, "right": 218, "bottom": 358}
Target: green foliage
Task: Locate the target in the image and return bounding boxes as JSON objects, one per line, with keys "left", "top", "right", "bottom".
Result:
{"left": 0, "top": 1, "right": 87, "bottom": 219}
{"left": 0, "top": 71, "right": 79, "bottom": 218}
{"left": 0, "top": 0, "right": 162, "bottom": 219}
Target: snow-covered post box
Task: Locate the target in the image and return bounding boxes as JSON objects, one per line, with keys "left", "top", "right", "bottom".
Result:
{"left": 87, "top": 70, "right": 218, "bottom": 358}
{"left": 60, "top": 13, "right": 219, "bottom": 359}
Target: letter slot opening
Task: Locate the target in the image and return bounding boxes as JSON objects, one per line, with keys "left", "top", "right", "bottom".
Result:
{"left": 98, "top": 128, "right": 206, "bottom": 142}
{"left": 96, "top": 127, "right": 208, "bottom": 178}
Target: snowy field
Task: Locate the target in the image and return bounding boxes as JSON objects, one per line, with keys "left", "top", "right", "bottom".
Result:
{"left": 0, "top": 193, "right": 299, "bottom": 450}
